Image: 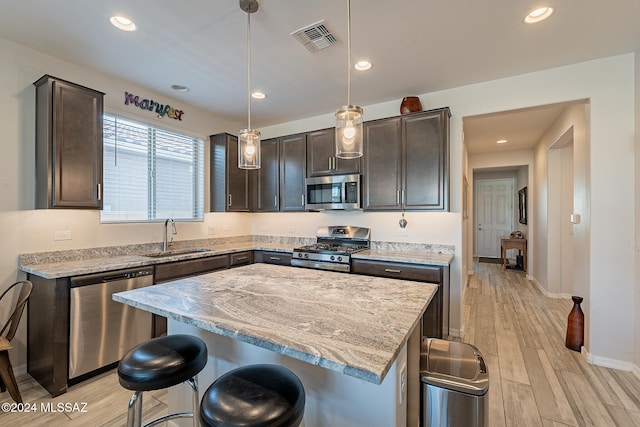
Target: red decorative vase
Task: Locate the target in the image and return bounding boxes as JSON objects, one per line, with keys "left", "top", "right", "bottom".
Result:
{"left": 565, "top": 296, "right": 584, "bottom": 352}
{"left": 400, "top": 96, "right": 422, "bottom": 115}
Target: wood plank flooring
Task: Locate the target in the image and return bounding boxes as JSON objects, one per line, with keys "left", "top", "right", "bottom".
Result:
{"left": 1, "top": 261, "right": 639, "bottom": 426}
{"left": 459, "top": 262, "right": 640, "bottom": 426}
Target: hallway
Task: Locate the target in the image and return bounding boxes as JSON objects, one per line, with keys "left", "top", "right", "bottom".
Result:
{"left": 462, "top": 262, "right": 640, "bottom": 426}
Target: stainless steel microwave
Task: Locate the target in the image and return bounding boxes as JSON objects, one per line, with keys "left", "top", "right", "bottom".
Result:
{"left": 305, "top": 174, "right": 361, "bottom": 211}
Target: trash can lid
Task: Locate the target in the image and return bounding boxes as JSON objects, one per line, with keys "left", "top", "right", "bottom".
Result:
{"left": 420, "top": 338, "right": 489, "bottom": 395}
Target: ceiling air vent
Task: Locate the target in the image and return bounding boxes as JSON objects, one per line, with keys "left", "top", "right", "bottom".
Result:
{"left": 291, "top": 20, "right": 337, "bottom": 53}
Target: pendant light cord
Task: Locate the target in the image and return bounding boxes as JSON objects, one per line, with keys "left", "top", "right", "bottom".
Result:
{"left": 247, "top": 9, "right": 252, "bottom": 130}
{"left": 346, "top": 0, "right": 352, "bottom": 106}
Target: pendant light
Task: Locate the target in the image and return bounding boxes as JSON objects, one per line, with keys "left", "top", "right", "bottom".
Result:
{"left": 335, "top": 0, "right": 363, "bottom": 159}
{"left": 238, "top": 0, "right": 261, "bottom": 169}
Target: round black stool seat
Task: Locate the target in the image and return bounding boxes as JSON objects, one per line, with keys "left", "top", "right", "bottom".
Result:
{"left": 118, "top": 334, "right": 207, "bottom": 392}
{"left": 200, "top": 364, "right": 305, "bottom": 427}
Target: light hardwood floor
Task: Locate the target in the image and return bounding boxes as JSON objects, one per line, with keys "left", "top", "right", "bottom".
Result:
{"left": 1, "top": 261, "right": 639, "bottom": 426}
{"left": 460, "top": 261, "right": 640, "bottom": 427}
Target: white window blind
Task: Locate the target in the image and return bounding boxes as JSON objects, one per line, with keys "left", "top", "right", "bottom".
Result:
{"left": 101, "top": 115, "right": 204, "bottom": 223}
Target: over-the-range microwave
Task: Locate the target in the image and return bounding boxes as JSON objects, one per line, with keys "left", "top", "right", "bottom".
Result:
{"left": 305, "top": 174, "right": 361, "bottom": 211}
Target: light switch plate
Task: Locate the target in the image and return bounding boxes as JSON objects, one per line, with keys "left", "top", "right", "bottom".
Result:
{"left": 54, "top": 230, "right": 72, "bottom": 241}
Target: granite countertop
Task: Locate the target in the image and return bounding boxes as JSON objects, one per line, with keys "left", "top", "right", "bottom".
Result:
{"left": 19, "top": 239, "right": 453, "bottom": 279}
{"left": 113, "top": 263, "right": 437, "bottom": 385}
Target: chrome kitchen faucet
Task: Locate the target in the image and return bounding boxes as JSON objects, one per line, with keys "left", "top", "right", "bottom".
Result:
{"left": 163, "top": 218, "right": 177, "bottom": 252}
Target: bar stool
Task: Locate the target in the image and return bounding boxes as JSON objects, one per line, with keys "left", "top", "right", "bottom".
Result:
{"left": 200, "top": 364, "right": 305, "bottom": 427}
{"left": 118, "top": 334, "right": 207, "bottom": 427}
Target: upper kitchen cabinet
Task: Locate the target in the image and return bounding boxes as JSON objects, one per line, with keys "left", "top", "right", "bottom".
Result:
{"left": 34, "top": 75, "right": 104, "bottom": 209}
{"left": 210, "top": 133, "right": 251, "bottom": 212}
{"left": 307, "top": 128, "right": 361, "bottom": 177}
{"left": 363, "top": 108, "right": 450, "bottom": 211}
{"left": 255, "top": 137, "right": 279, "bottom": 212}
{"left": 279, "top": 133, "right": 307, "bottom": 211}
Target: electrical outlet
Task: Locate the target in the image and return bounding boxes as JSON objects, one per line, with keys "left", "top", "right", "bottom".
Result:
{"left": 207, "top": 226, "right": 216, "bottom": 235}
{"left": 222, "top": 224, "right": 231, "bottom": 231}
{"left": 399, "top": 366, "right": 407, "bottom": 404}
{"left": 397, "top": 228, "right": 408, "bottom": 236}
{"left": 54, "top": 230, "right": 72, "bottom": 241}
{"left": 287, "top": 226, "right": 296, "bottom": 234}
{"left": 258, "top": 225, "right": 267, "bottom": 233}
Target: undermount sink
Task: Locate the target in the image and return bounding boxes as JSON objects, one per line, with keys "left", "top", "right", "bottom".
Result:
{"left": 143, "top": 248, "right": 212, "bottom": 258}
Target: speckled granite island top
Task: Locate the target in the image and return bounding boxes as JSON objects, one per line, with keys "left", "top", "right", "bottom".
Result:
{"left": 113, "top": 263, "right": 436, "bottom": 385}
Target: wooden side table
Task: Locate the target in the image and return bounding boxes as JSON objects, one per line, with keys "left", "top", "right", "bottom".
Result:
{"left": 500, "top": 238, "right": 527, "bottom": 272}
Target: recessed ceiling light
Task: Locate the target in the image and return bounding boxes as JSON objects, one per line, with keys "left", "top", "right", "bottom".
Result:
{"left": 110, "top": 15, "right": 137, "bottom": 32}
{"left": 524, "top": 7, "right": 553, "bottom": 24}
{"left": 497, "top": 139, "right": 508, "bottom": 144}
{"left": 171, "top": 84, "right": 189, "bottom": 92}
{"left": 251, "top": 91, "right": 266, "bottom": 100}
{"left": 354, "top": 60, "right": 372, "bottom": 71}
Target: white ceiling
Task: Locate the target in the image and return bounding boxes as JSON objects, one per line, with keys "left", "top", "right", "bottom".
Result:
{"left": 1, "top": 0, "right": 639, "bottom": 152}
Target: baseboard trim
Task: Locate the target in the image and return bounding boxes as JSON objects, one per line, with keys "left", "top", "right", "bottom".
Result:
{"left": 531, "top": 277, "right": 572, "bottom": 299}
{"left": 584, "top": 350, "right": 635, "bottom": 372}
{"left": 14, "top": 363, "right": 27, "bottom": 377}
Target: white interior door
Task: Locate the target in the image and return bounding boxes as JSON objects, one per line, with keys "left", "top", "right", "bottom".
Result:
{"left": 476, "top": 179, "right": 514, "bottom": 257}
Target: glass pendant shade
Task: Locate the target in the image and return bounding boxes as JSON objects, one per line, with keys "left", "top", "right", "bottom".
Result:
{"left": 238, "top": 128, "right": 261, "bottom": 169}
{"left": 335, "top": 105, "right": 363, "bottom": 159}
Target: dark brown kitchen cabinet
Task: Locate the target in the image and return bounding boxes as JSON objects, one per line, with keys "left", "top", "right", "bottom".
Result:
{"left": 256, "top": 138, "right": 279, "bottom": 212}
{"left": 351, "top": 258, "right": 449, "bottom": 339}
{"left": 363, "top": 108, "right": 450, "bottom": 211}
{"left": 279, "top": 133, "right": 307, "bottom": 211}
{"left": 34, "top": 75, "right": 104, "bottom": 209}
{"left": 307, "top": 128, "right": 361, "bottom": 177}
{"left": 362, "top": 117, "right": 402, "bottom": 209}
{"left": 154, "top": 255, "right": 229, "bottom": 283}
{"left": 230, "top": 251, "right": 253, "bottom": 266}
{"left": 254, "top": 250, "right": 293, "bottom": 266}
{"left": 210, "top": 133, "right": 251, "bottom": 212}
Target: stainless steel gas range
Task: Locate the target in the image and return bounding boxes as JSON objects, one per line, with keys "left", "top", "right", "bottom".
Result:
{"left": 291, "top": 226, "right": 370, "bottom": 272}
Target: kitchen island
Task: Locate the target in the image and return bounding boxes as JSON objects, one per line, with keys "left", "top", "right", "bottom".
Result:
{"left": 113, "top": 263, "right": 437, "bottom": 426}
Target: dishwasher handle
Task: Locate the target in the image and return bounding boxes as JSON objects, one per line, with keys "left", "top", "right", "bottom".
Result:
{"left": 70, "top": 267, "right": 154, "bottom": 287}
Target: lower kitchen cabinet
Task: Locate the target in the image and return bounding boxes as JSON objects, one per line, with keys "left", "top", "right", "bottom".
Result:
{"left": 155, "top": 254, "right": 229, "bottom": 283}
{"left": 230, "top": 251, "right": 253, "bottom": 267}
{"left": 254, "top": 250, "right": 293, "bottom": 266}
{"left": 351, "top": 259, "right": 449, "bottom": 338}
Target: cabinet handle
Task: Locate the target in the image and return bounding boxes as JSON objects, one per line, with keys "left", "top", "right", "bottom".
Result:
{"left": 301, "top": 194, "right": 305, "bottom": 207}
{"left": 236, "top": 256, "right": 248, "bottom": 261}
{"left": 401, "top": 190, "right": 405, "bottom": 205}
{"left": 228, "top": 194, "right": 232, "bottom": 207}
{"left": 396, "top": 191, "right": 400, "bottom": 205}
{"left": 332, "top": 157, "right": 336, "bottom": 170}
{"left": 384, "top": 268, "right": 402, "bottom": 274}
{"left": 274, "top": 195, "right": 278, "bottom": 207}
{"left": 269, "top": 256, "right": 281, "bottom": 261}
{"left": 97, "top": 184, "right": 102, "bottom": 201}
{"left": 328, "top": 157, "right": 332, "bottom": 171}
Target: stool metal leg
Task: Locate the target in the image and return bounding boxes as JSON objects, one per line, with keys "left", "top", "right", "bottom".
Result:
{"left": 127, "top": 391, "right": 142, "bottom": 427}
{"left": 187, "top": 377, "right": 199, "bottom": 427}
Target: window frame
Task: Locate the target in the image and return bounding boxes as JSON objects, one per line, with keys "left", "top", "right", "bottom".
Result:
{"left": 100, "top": 113, "right": 205, "bottom": 224}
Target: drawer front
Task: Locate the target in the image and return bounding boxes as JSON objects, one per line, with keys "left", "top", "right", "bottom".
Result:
{"left": 351, "top": 259, "right": 442, "bottom": 283}
{"left": 256, "top": 251, "right": 293, "bottom": 266}
{"left": 155, "top": 255, "right": 229, "bottom": 283}
{"left": 230, "top": 251, "right": 253, "bottom": 266}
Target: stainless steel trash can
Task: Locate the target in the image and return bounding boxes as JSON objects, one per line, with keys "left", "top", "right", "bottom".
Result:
{"left": 421, "top": 338, "right": 489, "bottom": 427}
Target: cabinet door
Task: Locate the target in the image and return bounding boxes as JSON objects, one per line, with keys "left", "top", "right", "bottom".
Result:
{"left": 35, "top": 76, "right": 104, "bottom": 209}
{"left": 307, "top": 129, "right": 335, "bottom": 176}
{"left": 403, "top": 110, "right": 449, "bottom": 211}
{"left": 226, "top": 135, "right": 251, "bottom": 211}
{"left": 256, "top": 138, "right": 279, "bottom": 212}
{"left": 279, "top": 133, "right": 306, "bottom": 211}
{"left": 363, "top": 117, "right": 402, "bottom": 210}
{"left": 307, "top": 128, "right": 360, "bottom": 176}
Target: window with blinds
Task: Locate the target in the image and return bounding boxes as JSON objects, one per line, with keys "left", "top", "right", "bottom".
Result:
{"left": 101, "top": 115, "right": 204, "bottom": 223}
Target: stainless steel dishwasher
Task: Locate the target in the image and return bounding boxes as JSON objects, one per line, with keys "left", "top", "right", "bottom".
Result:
{"left": 69, "top": 267, "right": 154, "bottom": 380}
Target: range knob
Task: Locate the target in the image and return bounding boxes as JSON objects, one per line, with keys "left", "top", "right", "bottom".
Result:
{"left": 337, "top": 256, "right": 343, "bottom": 262}
{"left": 297, "top": 253, "right": 303, "bottom": 258}
{"left": 330, "top": 255, "right": 335, "bottom": 261}
{"left": 304, "top": 253, "right": 309, "bottom": 259}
